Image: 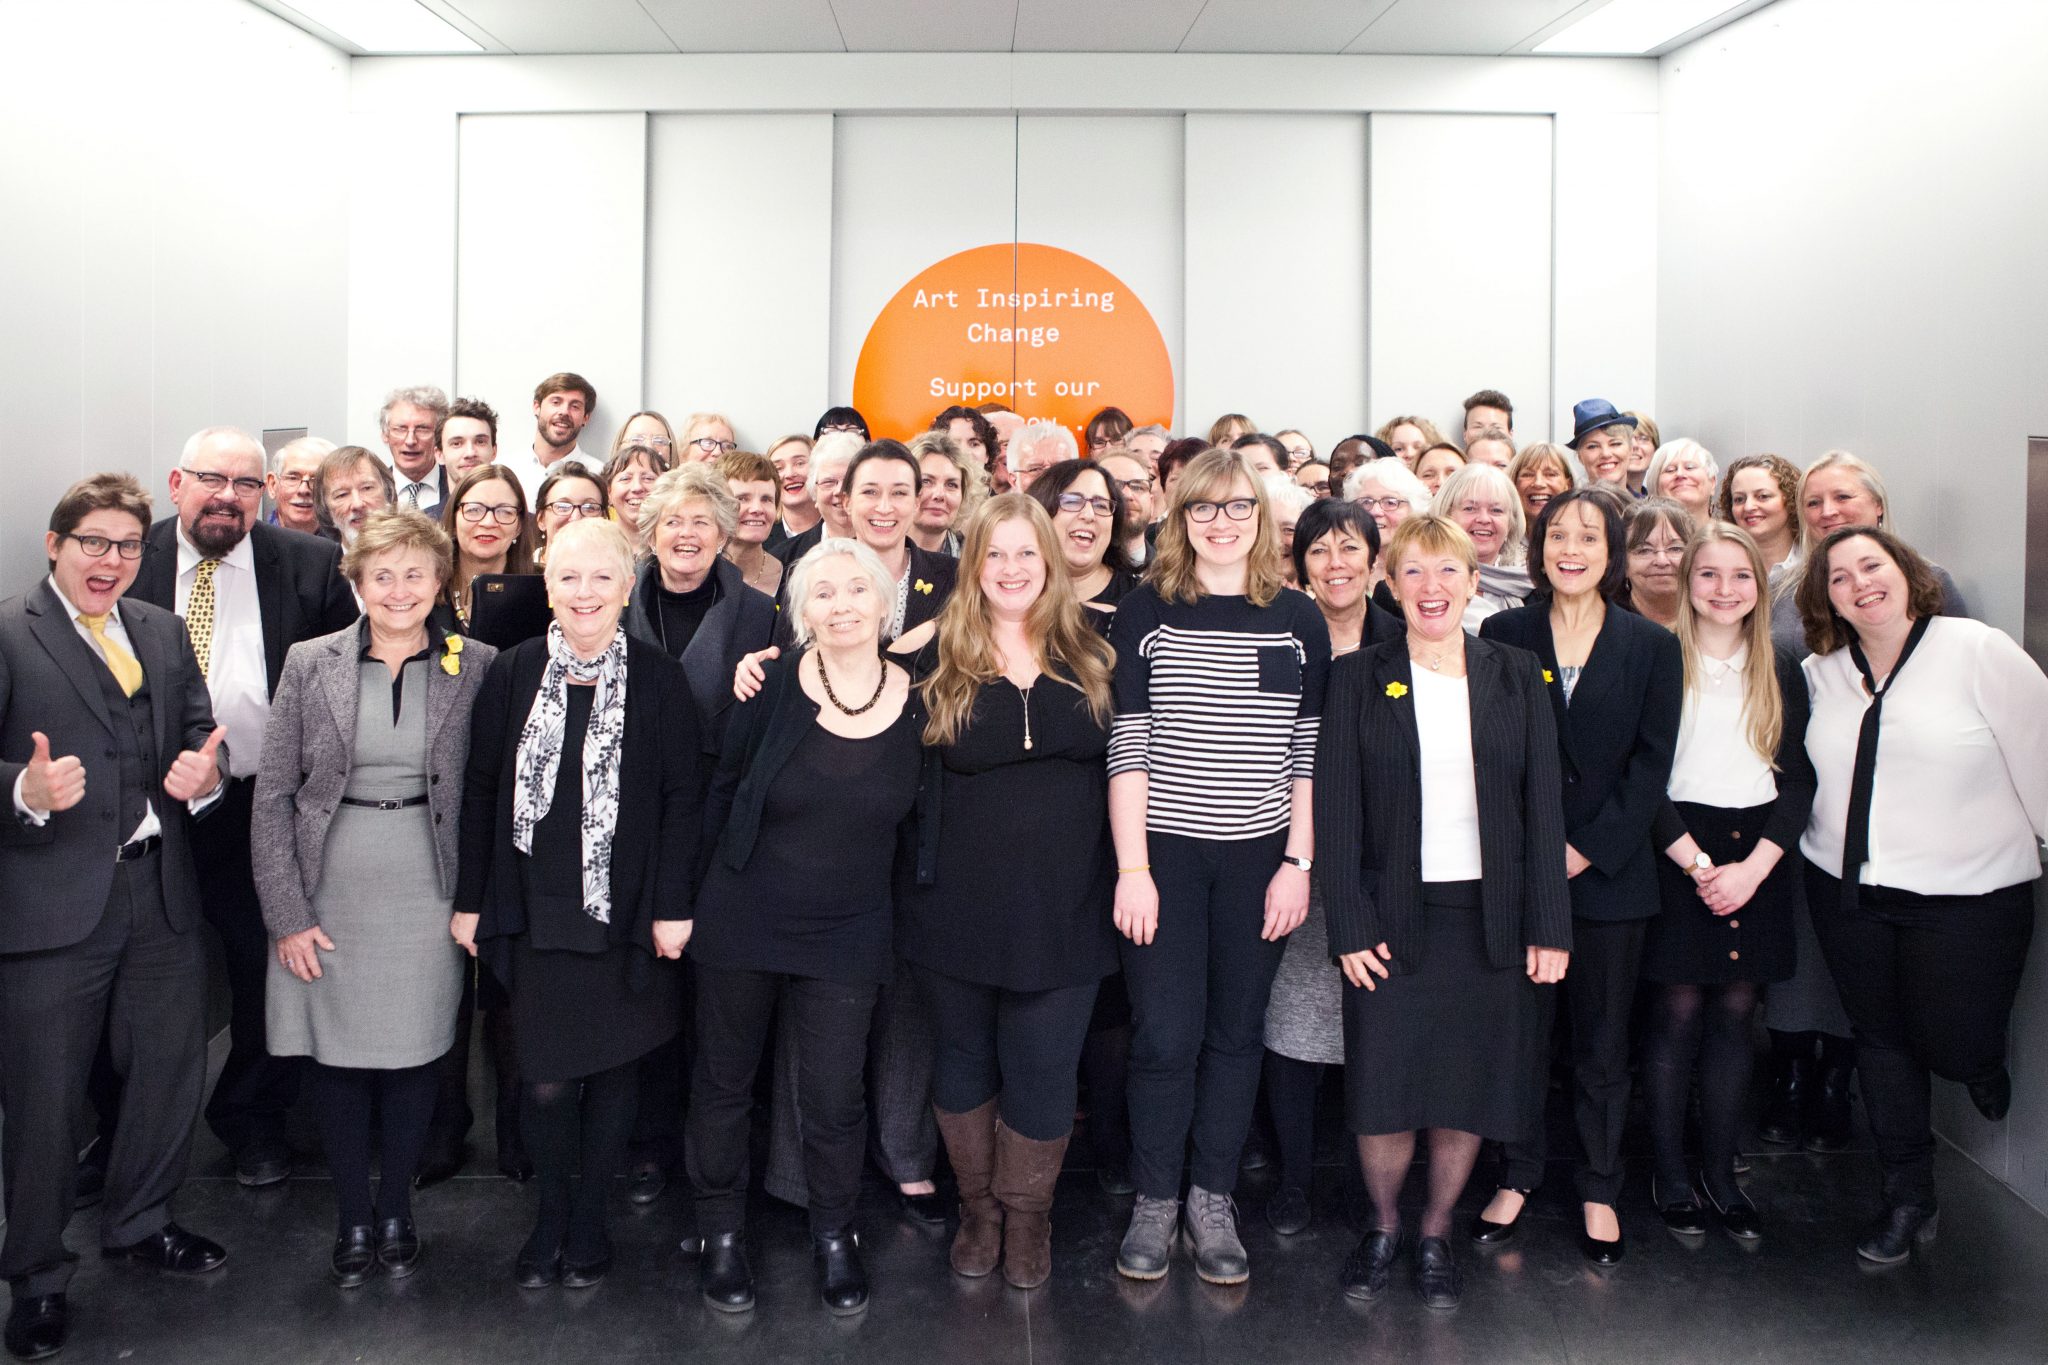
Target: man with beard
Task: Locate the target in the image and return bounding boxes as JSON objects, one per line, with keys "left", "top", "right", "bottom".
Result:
{"left": 313, "top": 445, "right": 394, "bottom": 547}
{"left": 1096, "top": 447, "right": 1157, "bottom": 568}
{"left": 263, "top": 436, "right": 333, "bottom": 536}
{"left": 381, "top": 385, "right": 450, "bottom": 516}
{"left": 500, "top": 371, "right": 596, "bottom": 506}
{"left": 126, "top": 426, "right": 358, "bottom": 1188}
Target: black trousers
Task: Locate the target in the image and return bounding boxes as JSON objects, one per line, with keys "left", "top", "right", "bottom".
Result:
{"left": 914, "top": 965, "right": 1099, "bottom": 1140}
{"left": 1807, "top": 868, "right": 2035, "bottom": 1205}
{"left": 1120, "top": 830, "right": 1289, "bottom": 1200}
{"left": 1501, "top": 915, "right": 1648, "bottom": 1204}
{"left": 687, "top": 964, "right": 878, "bottom": 1237}
{"left": 0, "top": 855, "right": 206, "bottom": 1297}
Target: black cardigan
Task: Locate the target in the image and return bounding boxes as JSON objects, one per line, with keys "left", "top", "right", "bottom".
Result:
{"left": 621, "top": 555, "right": 777, "bottom": 753}
{"left": 1313, "top": 636, "right": 1572, "bottom": 971}
{"left": 455, "top": 634, "right": 706, "bottom": 984}
{"left": 1650, "top": 642, "right": 1817, "bottom": 853}
{"left": 1478, "top": 603, "right": 1682, "bottom": 922}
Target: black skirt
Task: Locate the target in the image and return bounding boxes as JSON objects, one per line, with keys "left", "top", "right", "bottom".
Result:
{"left": 508, "top": 935, "right": 680, "bottom": 1083}
{"left": 1642, "top": 801, "right": 1796, "bottom": 985}
{"left": 1342, "top": 881, "right": 1542, "bottom": 1139}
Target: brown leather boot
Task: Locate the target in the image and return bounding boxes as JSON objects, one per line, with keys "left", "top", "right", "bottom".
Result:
{"left": 993, "top": 1123, "right": 1070, "bottom": 1290}
{"left": 934, "top": 1101, "right": 1002, "bottom": 1277}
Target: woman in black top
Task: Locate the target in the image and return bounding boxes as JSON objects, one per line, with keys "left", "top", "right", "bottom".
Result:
{"left": 453, "top": 519, "right": 702, "bottom": 1290}
{"left": 897, "top": 495, "right": 1118, "bottom": 1291}
{"left": 684, "top": 538, "right": 924, "bottom": 1317}
{"left": 1025, "top": 458, "right": 1141, "bottom": 610}
{"left": 1477, "top": 488, "right": 1682, "bottom": 1266}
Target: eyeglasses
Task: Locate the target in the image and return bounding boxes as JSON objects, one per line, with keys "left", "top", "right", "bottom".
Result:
{"left": 1629, "top": 542, "right": 1684, "bottom": 560}
{"left": 1056, "top": 492, "right": 1116, "bottom": 517}
{"left": 385, "top": 424, "right": 436, "bottom": 441}
{"left": 458, "top": 502, "right": 522, "bottom": 525}
{"left": 274, "top": 471, "right": 316, "bottom": 488}
{"left": 1354, "top": 496, "right": 1409, "bottom": 513}
{"left": 635, "top": 437, "right": 673, "bottom": 450}
{"left": 1303, "top": 481, "right": 1331, "bottom": 496}
{"left": 690, "top": 437, "right": 739, "bottom": 455}
{"left": 181, "top": 468, "right": 266, "bottom": 499}
{"left": 1111, "top": 476, "right": 1153, "bottom": 496}
{"left": 546, "top": 499, "right": 604, "bottom": 519}
{"left": 64, "top": 533, "right": 146, "bottom": 560}
{"left": 1185, "top": 498, "right": 1256, "bottom": 523}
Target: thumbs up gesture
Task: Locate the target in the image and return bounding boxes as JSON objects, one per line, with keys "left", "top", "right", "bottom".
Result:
{"left": 163, "top": 726, "right": 227, "bottom": 803}
{"left": 21, "top": 732, "right": 87, "bottom": 814}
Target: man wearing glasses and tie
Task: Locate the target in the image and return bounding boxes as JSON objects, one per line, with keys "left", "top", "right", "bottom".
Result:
{"left": 380, "top": 385, "right": 451, "bottom": 517}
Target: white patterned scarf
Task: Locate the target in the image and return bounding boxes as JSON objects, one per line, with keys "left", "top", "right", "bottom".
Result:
{"left": 512, "top": 623, "right": 630, "bottom": 924}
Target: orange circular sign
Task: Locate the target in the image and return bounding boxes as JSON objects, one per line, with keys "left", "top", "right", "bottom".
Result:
{"left": 853, "top": 243, "right": 1173, "bottom": 445}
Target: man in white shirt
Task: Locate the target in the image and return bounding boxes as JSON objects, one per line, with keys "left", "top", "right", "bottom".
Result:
{"left": 499, "top": 371, "right": 597, "bottom": 505}
{"left": 381, "top": 385, "right": 450, "bottom": 517}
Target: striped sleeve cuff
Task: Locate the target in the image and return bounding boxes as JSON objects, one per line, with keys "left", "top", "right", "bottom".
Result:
{"left": 1107, "top": 713, "right": 1153, "bottom": 777}
{"left": 1289, "top": 716, "right": 1321, "bottom": 780}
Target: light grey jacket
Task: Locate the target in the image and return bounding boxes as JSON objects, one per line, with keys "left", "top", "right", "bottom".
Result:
{"left": 251, "top": 623, "right": 496, "bottom": 938}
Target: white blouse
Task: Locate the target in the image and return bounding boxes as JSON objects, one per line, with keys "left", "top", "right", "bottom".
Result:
{"left": 1669, "top": 647, "right": 1778, "bottom": 810}
{"left": 1801, "top": 616, "right": 2048, "bottom": 896}
{"left": 1411, "top": 668, "right": 1484, "bottom": 882}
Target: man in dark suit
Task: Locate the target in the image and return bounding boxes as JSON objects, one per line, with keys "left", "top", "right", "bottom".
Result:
{"left": 1, "top": 474, "right": 234, "bottom": 1362}
{"left": 126, "top": 426, "right": 359, "bottom": 1186}
{"left": 381, "top": 385, "right": 450, "bottom": 518}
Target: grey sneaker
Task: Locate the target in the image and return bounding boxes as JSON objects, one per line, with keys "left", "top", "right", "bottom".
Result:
{"left": 1183, "top": 1186, "right": 1249, "bottom": 1284}
{"left": 1116, "top": 1195, "right": 1179, "bottom": 1280}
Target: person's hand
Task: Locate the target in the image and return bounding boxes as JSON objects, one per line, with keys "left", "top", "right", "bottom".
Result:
{"left": 1526, "top": 946, "right": 1570, "bottom": 984}
{"left": 653, "top": 919, "right": 693, "bottom": 960}
{"left": 450, "top": 912, "right": 480, "bottom": 957}
{"left": 277, "top": 925, "right": 335, "bottom": 982}
{"left": 1114, "top": 870, "right": 1159, "bottom": 946}
{"left": 1262, "top": 863, "right": 1310, "bottom": 941}
{"left": 19, "top": 731, "right": 86, "bottom": 813}
{"left": 162, "top": 726, "right": 227, "bottom": 802}
{"left": 1564, "top": 843, "right": 1592, "bottom": 879}
{"left": 1340, "top": 943, "right": 1393, "bottom": 990}
{"left": 733, "top": 647, "right": 778, "bottom": 701}
{"left": 1696, "top": 860, "right": 1764, "bottom": 916}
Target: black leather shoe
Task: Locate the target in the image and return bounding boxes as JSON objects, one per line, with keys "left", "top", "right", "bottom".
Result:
{"left": 1653, "top": 1177, "right": 1708, "bottom": 1239}
{"left": 103, "top": 1223, "right": 227, "bottom": 1275}
{"left": 375, "top": 1217, "right": 422, "bottom": 1278}
{"left": 561, "top": 1239, "right": 611, "bottom": 1289}
{"left": 1414, "top": 1236, "right": 1462, "bottom": 1310}
{"left": 813, "top": 1229, "right": 869, "bottom": 1315}
{"left": 234, "top": 1144, "right": 291, "bottom": 1189}
{"left": 700, "top": 1231, "right": 755, "bottom": 1313}
{"left": 331, "top": 1226, "right": 377, "bottom": 1288}
{"left": 1470, "top": 1189, "right": 1527, "bottom": 1246}
{"left": 1266, "top": 1184, "right": 1311, "bottom": 1236}
{"left": 1968, "top": 1069, "right": 2012, "bottom": 1122}
{"left": 1699, "top": 1184, "right": 1763, "bottom": 1244}
{"left": 898, "top": 1190, "right": 947, "bottom": 1227}
{"left": 513, "top": 1245, "right": 562, "bottom": 1288}
{"left": 1856, "top": 1203, "right": 1937, "bottom": 1264}
{"left": 4, "top": 1294, "right": 67, "bottom": 1361}
{"left": 1340, "top": 1229, "right": 1400, "bottom": 1301}
{"left": 626, "top": 1161, "right": 667, "bottom": 1206}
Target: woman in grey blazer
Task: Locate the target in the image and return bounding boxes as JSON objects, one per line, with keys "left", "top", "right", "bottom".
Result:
{"left": 252, "top": 510, "right": 496, "bottom": 1288}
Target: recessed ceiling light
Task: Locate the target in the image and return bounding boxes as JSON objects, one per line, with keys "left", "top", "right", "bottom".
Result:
{"left": 1534, "top": 0, "right": 1747, "bottom": 54}
{"left": 278, "top": 0, "right": 482, "bottom": 53}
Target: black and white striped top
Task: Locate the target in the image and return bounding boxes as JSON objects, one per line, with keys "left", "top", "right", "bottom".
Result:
{"left": 1107, "top": 584, "right": 1331, "bottom": 840}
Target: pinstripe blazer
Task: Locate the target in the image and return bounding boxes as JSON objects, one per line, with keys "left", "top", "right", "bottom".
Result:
{"left": 1313, "top": 635, "right": 1572, "bottom": 973}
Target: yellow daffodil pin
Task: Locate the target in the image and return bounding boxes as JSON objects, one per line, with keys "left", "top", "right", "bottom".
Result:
{"left": 1385, "top": 681, "right": 1408, "bottom": 699}
{"left": 441, "top": 633, "right": 464, "bottom": 676}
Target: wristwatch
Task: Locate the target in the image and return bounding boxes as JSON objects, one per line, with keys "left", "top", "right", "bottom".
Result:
{"left": 1688, "top": 851, "right": 1713, "bottom": 879}
{"left": 1282, "top": 854, "right": 1313, "bottom": 872}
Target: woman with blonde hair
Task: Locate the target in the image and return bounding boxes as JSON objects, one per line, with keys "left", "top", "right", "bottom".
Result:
{"left": 1206, "top": 413, "right": 1257, "bottom": 447}
{"left": 1436, "top": 462, "right": 1530, "bottom": 627}
{"left": 908, "top": 430, "right": 988, "bottom": 557}
{"left": 1625, "top": 413, "right": 1661, "bottom": 496}
{"left": 680, "top": 412, "right": 740, "bottom": 461}
{"left": 611, "top": 411, "right": 677, "bottom": 464}
{"left": 1375, "top": 415, "right": 1446, "bottom": 468}
{"left": 1645, "top": 439, "right": 1719, "bottom": 525}
{"left": 1507, "top": 442, "right": 1578, "bottom": 527}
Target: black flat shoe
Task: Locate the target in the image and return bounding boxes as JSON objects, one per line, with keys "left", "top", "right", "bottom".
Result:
{"left": 1340, "top": 1229, "right": 1400, "bottom": 1301}
{"left": 234, "top": 1144, "right": 292, "bottom": 1190}
{"left": 561, "top": 1239, "right": 611, "bottom": 1289}
{"left": 1266, "top": 1185, "right": 1311, "bottom": 1236}
{"left": 103, "top": 1223, "right": 227, "bottom": 1275}
{"left": 4, "top": 1294, "right": 67, "bottom": 1362}
{"left": 375, "top": 1217, "right": 422, "bottom": 1278}
{"left": 514, "top": 1246, "right": 562, "bottom": 1288}
{"left": 700, "top": 1231, "right": 755, "bottom": 1313}
{"left": 898, "top": 1190, "right": 947, "bottom": 1227}
{"left": 1470, "top": 1189, "right": 1528, "bottom": 1246}
{"left": 627, "top": 1162, "right": 667, "bottom": 1207}
{"left": 1652, "top": 1177, "right": 1708, "bottom": 1239}
{"left": 1414, "top": 1236, "right": 1462, "bottom": 1310}
{"left": 813, "top": 1229, "right": 869, "bottom": 1315}
{"left": 1699, "top": 1184, "right": 1763, "bottom": 1244}
{"left": 331, "top": 1226, "right": 377, "bottom": 1288}
{"left": 1856, "top": 1203, "right": 1937, "bottom": 1265}
{"left": 1968, "top": 1069, "right": 2011, "bottom": 1122}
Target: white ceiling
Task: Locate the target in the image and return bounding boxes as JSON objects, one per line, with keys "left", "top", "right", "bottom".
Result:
{"left": 258, "top": 0, "right": 1773, "bottom": 57}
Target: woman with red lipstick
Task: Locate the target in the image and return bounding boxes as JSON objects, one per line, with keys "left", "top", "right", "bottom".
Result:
{"left": 440, "top": 465, "right": 535, "bottom": 632}
{"left": 1025, "top": 459, "right": 1138, "bottom": 611}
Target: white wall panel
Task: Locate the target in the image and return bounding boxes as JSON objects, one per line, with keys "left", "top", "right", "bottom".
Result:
{"left": 645, "top": 114, "right": 834, "bottom": 442}
{"left": 456, "top": 113, "right": 648, "bottom": 462}
{"left": 1552, "top": 110, "right": 1656, "bottom": 443}
{"left": 1369, "top": 113, "right": 1551, "bottom": 444}
{"left": 347, "top": 109, "right": 458, "bottom": 450}
{"left": 1184, "top": 114, "right": 1368, "bottom": 451}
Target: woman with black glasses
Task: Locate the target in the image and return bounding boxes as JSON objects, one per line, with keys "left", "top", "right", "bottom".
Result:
{"left": 439, "top": 466, "right": 536, "bottom": 635}
{"left": 1024, "top": 459, "right": 1138, "bottom": 611}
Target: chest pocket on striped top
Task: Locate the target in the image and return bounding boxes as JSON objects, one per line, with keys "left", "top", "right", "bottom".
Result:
{"left": 1255, "top": 643, "right": 1302, "bottom": 697}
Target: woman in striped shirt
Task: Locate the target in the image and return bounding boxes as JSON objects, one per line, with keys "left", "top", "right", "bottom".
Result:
{"left": 1106, "top": 448, "right": 1330, "bottom": 1287}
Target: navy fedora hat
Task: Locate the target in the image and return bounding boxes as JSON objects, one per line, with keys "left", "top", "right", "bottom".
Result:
{"left": 1566, "top": 399, "right": 1638, "bottom": 449}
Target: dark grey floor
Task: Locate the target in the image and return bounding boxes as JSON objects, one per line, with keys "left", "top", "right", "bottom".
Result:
{"left": 45, "top": 1063, "right": 2048, "bottom": 1364}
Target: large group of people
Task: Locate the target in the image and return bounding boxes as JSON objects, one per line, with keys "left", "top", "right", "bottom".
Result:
{"left": 1, "top": 375, "right": 2041, "bottom": 1361}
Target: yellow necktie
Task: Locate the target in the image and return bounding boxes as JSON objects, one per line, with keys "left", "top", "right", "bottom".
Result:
{"left": 186, "top": 559, "right": 220, "bottom": 679}
{"left": 77, "top": 612, "right": 144, "bottom": 697}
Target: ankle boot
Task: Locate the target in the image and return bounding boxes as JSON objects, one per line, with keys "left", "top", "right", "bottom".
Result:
{"left": 992, "top": 1123, "right": 1070, "bottom": 1290}
{"left": 1805, "top": 1034, "right": 1855, "bottom": 1153}
{"left": 1757, "top": 1031, "right": 1811, "bottom": 1145}
{"left": 933, "top": 1100, "right": 1003, "bottom": 1277}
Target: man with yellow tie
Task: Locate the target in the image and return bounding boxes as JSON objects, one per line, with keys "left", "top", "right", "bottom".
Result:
{"left": 0, "top": 474, "right": 234, "bottom": 1362}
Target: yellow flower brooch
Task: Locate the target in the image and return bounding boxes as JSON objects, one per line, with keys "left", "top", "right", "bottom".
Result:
{"left": 1384, "top": 681, "right": 1408, "bottom": 699}
{"left": 1543, "top": 668, "right": 1555, "bottom": 684}
{"left": 441, "top": 633, "right": 464, "bottom": 676}
{"left": 913, "top": 579, "right": 935, "bottom": 595}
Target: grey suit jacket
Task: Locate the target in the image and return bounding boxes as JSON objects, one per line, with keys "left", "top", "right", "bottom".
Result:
{"left": 0, "top": 580, "right": 218, "bottom": 954}
{"left": 250, "top": 622, "right": 497, "bottom": 939}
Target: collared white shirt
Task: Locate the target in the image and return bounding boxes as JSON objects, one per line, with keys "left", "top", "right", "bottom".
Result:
{"left": 1670, "top": 646, "right": 1778, "bottom": 809}
{"left": 394, "top": 473, "right": 441, "bottom": 513}
{"left": 499, "top": 444, "right": 593, "bottom": 509}
{"left": 176, "top": 523, "right": 268, "bottom": 778}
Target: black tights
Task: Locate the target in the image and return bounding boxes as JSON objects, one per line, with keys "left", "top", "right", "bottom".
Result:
{"left": 306, "top": 1061, "right": 439, "bottom": 1232}
{"left": 521, "top": 1059, "right": 639, "bottom": 1264}
{"left": 1643, "top": 981, "right": 1758, "bottom": 1205}
{"left": 1263, "top": 1051, "right": 1322, "bottom": 1193}
{"left": 1356, "top": 1129, "right": 1482, "bottom": 1241}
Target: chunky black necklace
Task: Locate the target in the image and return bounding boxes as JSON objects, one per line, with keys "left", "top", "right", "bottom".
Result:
{"left": 817, "top": 651, "right": 887, "bottom": 716}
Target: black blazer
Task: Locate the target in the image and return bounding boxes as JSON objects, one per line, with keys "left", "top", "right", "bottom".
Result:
{"left": 622, "top": 556, "right": 778, "bottom": 752}
{"left": 455, "top": 634, "right": 706, "bottom": 979}
{"left": 1314, "top": 637, "right": 1572, "bottom": 972}
{"left": 1651, "top": 643, "right": 1817, "bottom": 853}
{"left": 771, "top": 541, "right": 957, "bottom": 649}
{"left": 769, "top": 522, "right": 822, "bottom": 566}
{"left": 462, "top": 572, "right": 552, "bottom": 651}
{"left": 1479, "top": 603, "right": 1682, "bottom": 922}
{"left": 132, "top": 518, "right": 359, "bottom": 698}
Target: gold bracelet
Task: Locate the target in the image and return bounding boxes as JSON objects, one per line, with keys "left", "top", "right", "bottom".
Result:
{"left": 1119, "top": 865, "right": 1150, "bottom": 875}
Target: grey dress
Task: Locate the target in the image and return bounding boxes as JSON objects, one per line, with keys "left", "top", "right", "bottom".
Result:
{"left": 266, "top": 659, "right": 463, "bottom": 1069}
{"left": 1263, "top": 877, "right": 1345, "bottom": 1065}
